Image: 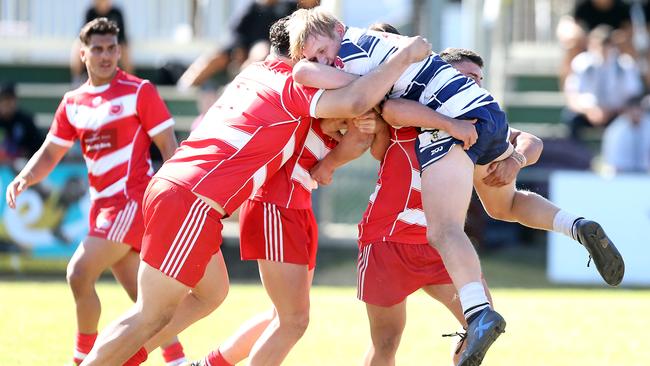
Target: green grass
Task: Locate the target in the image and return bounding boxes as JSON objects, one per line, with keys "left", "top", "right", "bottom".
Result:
{"left": 0, "top": 280, "right": 648, "bottom": 365}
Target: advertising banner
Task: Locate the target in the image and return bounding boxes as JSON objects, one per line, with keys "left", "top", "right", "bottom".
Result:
{"left": 0, "top": 164, "right": 89, "bottom": 258}
{"left": 548, "top": 171, "right": 650, "bottom": 286}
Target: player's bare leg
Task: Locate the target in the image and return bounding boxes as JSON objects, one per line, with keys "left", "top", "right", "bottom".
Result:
{"left": 363, "top": 301, "right": 407, "bottom": 366}
{"left": 473, "top": 163, "right": 624, "bottom": 286}
{"left": 473, "top": 166, "right": 558, "bottom": 231}
{"left": 141, "top": 252, "right": 229, "bottom": 354}
{"left": 421, "top": 145, "right": 485, "bottom": 309}
{"left": 110, "top": 249, "right": 140, "bottom": 300}
{"left": 66, "top": 236, "right": 134, "bottom": 364}
{"left": 80, "top": 263, "right": 190, "bottom": 365}
{"left": 420, "top": 145, "right": 504, "bottom": 366}
{"left": 247, "top": 261, "right": 312, "bottom": 366}
{"left": 214, "top": 309, "right": 276, "bottom": 364}
{"left": 66, "top": 236, "right": 133, "bottom": 335}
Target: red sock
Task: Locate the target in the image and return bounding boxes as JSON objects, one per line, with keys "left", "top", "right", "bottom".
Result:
{"left": 161, "top": 341, "right": 186, "bottom": 365}
{"left": 73, "top": 332, "right": 97, "bottom": 365}
{"left": 205, "top": 349, "right": 233, "bottom": 366}
{"left": 122, "top": 347, "right": 148, "bottom": 366}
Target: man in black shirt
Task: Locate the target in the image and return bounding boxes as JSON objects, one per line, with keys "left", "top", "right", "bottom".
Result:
{"left": 177, "top": 0, "right": 319, "bottom": 89}
{"left": 573, "top": 0, "right": 631, "bottom": 32}
{"left": 0, "top": 83, "right": 41, "bottom": 162}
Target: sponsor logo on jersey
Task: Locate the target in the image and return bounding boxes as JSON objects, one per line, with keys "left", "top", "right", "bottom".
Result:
{"left": 110, "top": 103, "right": 124, "bottom": 116}
{"left": 83, "top": 129, "right": 117, "bottom": 152}
{"left": 334, "top": 56, "right": 345, "bottom": 69}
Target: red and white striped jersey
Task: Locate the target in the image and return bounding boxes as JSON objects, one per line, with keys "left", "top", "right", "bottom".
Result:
{"left": 358, "top": 126, "right": 427, "bottom": 245}
{"left": 251, "top": 119, "right": 338, "bottom": 209}
{"left": 155, "top": 59, "right": 323, "bottom": 215}
{"left": 48, "top": 69, "right": 174, "bottom": 201}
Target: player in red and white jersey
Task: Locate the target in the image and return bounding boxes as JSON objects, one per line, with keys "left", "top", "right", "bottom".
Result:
{"left": 250, "top": 119, "right": 337, "bottom": 209}
{"left": 358, "top": 126, "right": 425, "bottom": 245}
{"left": 196, "top": 113, "right": 376, "bottom": 366}
{"left": 4, "top": 18, "right": 186, "bottom": 366}
{"left": 80, "top": 17, "right": 432, "bottom": 366}
{"left": 49, "top": 67, "right": 173, "bottom": 202}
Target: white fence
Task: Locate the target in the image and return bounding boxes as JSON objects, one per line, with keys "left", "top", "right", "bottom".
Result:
{"left": 0, "top": 0, "right": 255, "bottom": 64}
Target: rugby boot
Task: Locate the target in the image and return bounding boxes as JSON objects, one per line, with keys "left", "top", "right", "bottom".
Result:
{"left": 575, "top": 219, "right": 625, "bottom": 286}
{"left": 457, "top": 308, "right": 506, "bottom": 366}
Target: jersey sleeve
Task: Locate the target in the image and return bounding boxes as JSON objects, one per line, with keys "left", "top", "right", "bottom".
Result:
{"left": 340, "top": 29, "right": 401, "bottom": 75}
{"left": 136, "top": 81, "right": 175, "bottom": 137}
{"left": 284, "top": 78, "right": 325, "bottom": 119}
{"left": 47, "top": 98, "right": 77, "bottom": 147}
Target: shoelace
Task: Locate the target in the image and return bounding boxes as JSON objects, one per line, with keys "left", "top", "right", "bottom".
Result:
{"left": 442, "top": 331, "right": 467, "bottom": 355}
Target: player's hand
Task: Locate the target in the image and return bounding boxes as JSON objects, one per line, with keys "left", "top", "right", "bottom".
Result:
{"left": 448, "top": 118, "right": 478, "bottom": 150}
{"left": 320, "top": 118, "right": 347, "bottom": 142}
{"left": 482, "top": 158, "right": 520, "bottom": 187}
{"left": 6, "top": 175, "right": 29, "bottom": 209}
{"left": 352, "top": 111, "right": 378, "bottom": 134}
{"left": 310, "top": 160, "right": 335, "bottom": 186}
{"left": 399, "top": 36, "right": 432, "bottom": 63}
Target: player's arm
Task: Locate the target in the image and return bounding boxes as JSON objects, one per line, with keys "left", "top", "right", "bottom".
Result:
{"left": 381, "top": 98, "right": 477, "bottom": 149}
{"left": 311, "top": 120, "right": 374, "bottom": 185}
{"left": 6, "top": 139, "right": 69, "bottom": 209}
{"left": 313, "top": 36, "right": 431, "bottom": 118}
{"left": 293, "top": 60, "right": 359, "bottom": 89}
{"left": 151, "top": 127, "right": 179, "bottom": 162}
{"left": 509, "top": 128, "right": 542, "bottom": 166}
{"left": 370, "top": 112, "right": 390, "bottom": 161}
{"left": 481, "top": 128, "right": 543, "bottom": 187}
{"left": 319, "top": 118, "right": 348, "bottom": 141}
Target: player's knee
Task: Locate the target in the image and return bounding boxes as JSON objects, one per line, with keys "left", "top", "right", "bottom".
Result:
{"left": 278, "top": 311, "right": 310, "bottom": 337}
{"left": 201, "top": 282, "right": 229, "bottom": 313}
{"left": 66, "top": 260, "right": 96, "bottom": 291}
{"left": 372, "top": 332, "right": 402, "bottom": 356}
{"left": 426, "top": 226, "right": 462, "bottom": 250}
{"left": 484, "top": 204, "right": 514, "bottom": 222}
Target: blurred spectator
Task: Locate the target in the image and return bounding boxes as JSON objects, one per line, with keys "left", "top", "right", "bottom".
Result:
{"left": 0, "top": 82, "right": 42, "bottom": 162}
{"left": 601, "top": 95, "right": 650, "bottom": 172}
{"left": 557, "top": 0, "right": 632, "bottom": 86}
{"left": 70, "top": 0, "right": 133, "bottom": 84}
{"left": 563, "top": 25, "right": 644, "bottom": 141}
{"left": 177, "top": 0, "right": 319, "bottom": 90}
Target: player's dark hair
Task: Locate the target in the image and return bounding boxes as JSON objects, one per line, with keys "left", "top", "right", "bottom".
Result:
{"left": 439, "top": 48, "right": 484, "bottom": 68}
{"left": 270, "top": 16, "right": 291, "bottom": 57}
{"left": 79, "top": 17, "right": 120, "bottom": 45}
{"left": 368, "top": 22, "right": 401, "bottom": 35}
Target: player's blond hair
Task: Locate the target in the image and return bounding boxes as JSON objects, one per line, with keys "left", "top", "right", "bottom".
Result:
{"left": 287, "top": 7, "right": 342, "bottom": 60}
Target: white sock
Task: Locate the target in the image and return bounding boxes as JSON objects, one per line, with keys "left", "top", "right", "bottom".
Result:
{"left": 552, "top": 210, "right": 582, "bottom": 241}
{"left": 459, "top": 282, "right": 490, "bottom": 321}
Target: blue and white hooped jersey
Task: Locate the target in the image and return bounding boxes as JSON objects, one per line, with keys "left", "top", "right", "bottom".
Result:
{"left": 338, "top": 27, "right": 497, "bottom": 119}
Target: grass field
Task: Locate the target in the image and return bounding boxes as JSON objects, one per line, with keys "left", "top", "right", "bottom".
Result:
{"left": 1, "top": 280, "right": 649, "bottom": 366}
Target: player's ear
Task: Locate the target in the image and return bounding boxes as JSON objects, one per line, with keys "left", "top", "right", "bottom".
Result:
{"left": 335, "top": 22, "right": 345, "bottom": 37}
{"left": 79, "top": 45, "right": 87, "bottom": 62}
